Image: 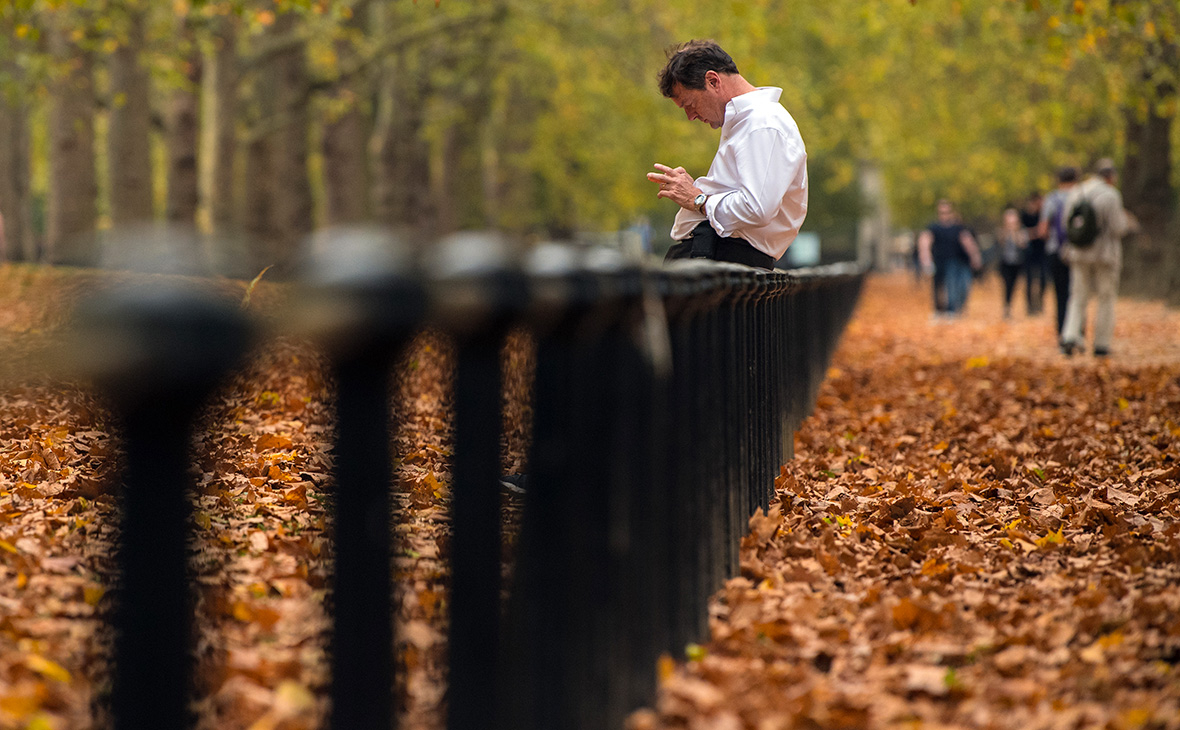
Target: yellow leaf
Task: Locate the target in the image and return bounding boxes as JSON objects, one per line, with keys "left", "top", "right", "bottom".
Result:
{"left": 273, "top": 679, "right": 315, "bottom": 716}
{"left": 0, "top": 683, "right": 46, "bottom": 717}
{"left": 685, "top": 644, "right": 706, "bottom": 661}
{"left": 84, "top": 586, "right": 105, "bottom": 606}
{"left": 657, "top": 653, "right": 676, "bottom": 684}
{"left": 1035, "top": 527, "right": 1066, "bottom": 548}
{"left": 17, "top": 572, "right": 28, "bottom": 589}
{"left": 24, "top": 712, "right": 56, "bottom": 730}
{"left": 920, "top": 558, "right": 949, "bottom": 576}
{"left": 232, "top": 601, "right": 255, "bottom": 623}
{"left": 240, "top": 265, "right": 273, "bottom": 310}
{"left": 0, "top": 540, "right": 19, "bottom": 554}
{"left": 1117, "top": 397, "right": 1129, "bottom": 410}
{"left": 25, "top": 655, "right": 72, "bottom": 684}
{"left": 964, "top": 356, "right": 989, "bottom": 369}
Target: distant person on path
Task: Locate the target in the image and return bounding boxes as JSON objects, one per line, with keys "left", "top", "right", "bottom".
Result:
{"left": 1060, "top": 158, "right": 1130, "bottom": 357}
{"left": 1021, "top": 192, "right": 1047, "bottom": 315}
{"left": 917, "top": 199, "right": 982, "bottom": 317}
{"left": 1038, "top": 166, "right": 1079, "bottom": 337}
{"left": 996, "top": 207, "right": 1028, "bottom": 319}
{"left": 646, "top": 40, "right": 808, "bottom": 269}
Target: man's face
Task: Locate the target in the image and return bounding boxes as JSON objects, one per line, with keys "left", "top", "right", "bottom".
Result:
{"left": 670, "top": 81, "right": 726, "bottom": 129}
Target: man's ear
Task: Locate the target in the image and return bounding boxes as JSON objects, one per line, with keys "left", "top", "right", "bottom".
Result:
{"left": 704, "top": 69, "right": 720, "bottom": 89}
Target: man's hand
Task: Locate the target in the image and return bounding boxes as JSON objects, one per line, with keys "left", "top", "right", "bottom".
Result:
{"left": 647, "top": 163, "right": 702, "bottom": 211}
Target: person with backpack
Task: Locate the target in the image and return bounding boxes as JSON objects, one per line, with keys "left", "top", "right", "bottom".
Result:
{"left": 1059, "top": 158, "right": 1130, "bottom": 357}
{"left": 1038, "top": 166, "right": 1080, "bottom": 337}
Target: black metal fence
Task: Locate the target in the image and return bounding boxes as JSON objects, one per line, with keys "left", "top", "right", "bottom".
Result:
{"left": 71, "top": 234, "right": 864, "bottom": 730}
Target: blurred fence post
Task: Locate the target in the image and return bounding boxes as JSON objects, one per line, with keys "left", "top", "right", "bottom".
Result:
{"left": 299, "top": 229, "right": 425, "bottom": 730}
{"left": 427, "top": 234, "right": 528, "bottom": 730}
{"left": 73, "top": 243, "right": 864, "bottom": 730}
{"left": 73, "top": 284, "right": 252, "bottom": 730}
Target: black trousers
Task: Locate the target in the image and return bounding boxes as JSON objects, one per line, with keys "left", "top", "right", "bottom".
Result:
{"left": 664, "top": 221, "right": 777, "bottom": 269}
{"left": 1049, "top": 251, "right": 1071, "bottom": 336}
{"left": 1000, "top": 262, "right": 1022, "bottom": 308}
{"left": 1025, "top": 240, "right": 1047, "bottom": 313}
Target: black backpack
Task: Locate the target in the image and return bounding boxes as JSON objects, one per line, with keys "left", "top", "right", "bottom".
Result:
{"left": 1066, "top": 196, "right": 1100, "bottom": 248}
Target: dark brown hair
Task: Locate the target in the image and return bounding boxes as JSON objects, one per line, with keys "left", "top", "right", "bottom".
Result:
{"left": 657, "top": 40, "right": 739, "bottom": 97}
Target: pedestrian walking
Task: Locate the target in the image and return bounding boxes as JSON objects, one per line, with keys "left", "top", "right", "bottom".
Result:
{"left": 996, "top": 207, "right": 1028, "bottom": 319}
{"left": 917, "top": 199, "right": 982, "bottom": 317}
{"left": 1060, "top": 159, "right": 1130, "bottom": 357}
{"left": 1038, "top": 166, "right": 1080, "bottom": 337}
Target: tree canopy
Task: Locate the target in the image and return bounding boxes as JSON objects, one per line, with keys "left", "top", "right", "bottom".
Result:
{"left": 0, "top": 0, "right": 1174, "bottom": 273}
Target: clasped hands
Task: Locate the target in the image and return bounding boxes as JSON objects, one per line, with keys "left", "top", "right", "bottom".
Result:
{"left": 647, "top": 163, "right": 703, "bottom": 212}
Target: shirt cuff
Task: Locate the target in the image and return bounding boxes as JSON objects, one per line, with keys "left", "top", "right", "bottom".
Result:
{"left": 703, "top": 192, "right": 733, "bottom": 236}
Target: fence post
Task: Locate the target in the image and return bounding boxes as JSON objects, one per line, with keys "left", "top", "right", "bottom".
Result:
{"left": 298, "top": 229, "right": 425, "bottom": 730}
{"left": 73, "top": 283, "right": 252, "bottom": 730}
{"left": 426, "top": 234, "right": 528, "bottom": 730}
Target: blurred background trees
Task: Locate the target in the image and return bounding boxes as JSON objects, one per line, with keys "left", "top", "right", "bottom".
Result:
{"left": 0, "top": 0, "right": 1174, "bottom": 298}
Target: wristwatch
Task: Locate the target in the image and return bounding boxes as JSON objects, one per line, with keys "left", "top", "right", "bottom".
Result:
{"left": 693, "top": 193, "right": 708, "bottom": 213}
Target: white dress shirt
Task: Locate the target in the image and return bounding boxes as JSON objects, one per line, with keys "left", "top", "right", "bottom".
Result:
{"left": 669, "top": 87, "right": 808, "bottom": 260}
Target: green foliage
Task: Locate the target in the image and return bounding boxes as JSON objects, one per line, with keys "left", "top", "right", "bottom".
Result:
{"left": 1, "top": 0, "right": 1176, "bottom": 240}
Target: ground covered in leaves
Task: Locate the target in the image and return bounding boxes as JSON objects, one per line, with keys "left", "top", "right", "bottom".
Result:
{"left": 0, "top": 264, "right": 485, "bottom": 730}
{"left": 633, "top": 273, "right": 1180, "bottom": 730}
{"left": 1, "top": 264, "right": 1178, "bottom": 730}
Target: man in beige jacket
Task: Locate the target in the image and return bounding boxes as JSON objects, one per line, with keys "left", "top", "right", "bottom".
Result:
{"left": 1060, "top": 158, "right": 1130, "bottom": 357}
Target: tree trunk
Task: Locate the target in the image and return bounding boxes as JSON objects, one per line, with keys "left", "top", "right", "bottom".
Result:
{"left": 242, "top": 11, "right": 312, "bottom": 273}
{"left": 856, "top": 162, "right": 891, "bottom": 271}
{"left": 165, "top": 15, "right": 202, "bottom": 225}
{"left": 0, "top": 81, "right": 34, "bottom": 261}
{"left": 1120, "top": 102, "right": 1176, "bottom": 300}
{"left": 429, "top": 125, "right": 459, "bottom": 235}
{"left": 321, "top": 0, "right": 371, "bottom": 227}
{"left": 107, "top": 7, "right": 156, "bottom": 225}
{"left": 203, "top": 15, "right": 239, "bottom": 235}
{"left": 47, "top": 21, "right": 99, "bottom": 266}
{"left": 369, "top": 45, "right": 433, "bottom": 235}
{"left": 322, "top": 101, "right": 370, "bottom": 226}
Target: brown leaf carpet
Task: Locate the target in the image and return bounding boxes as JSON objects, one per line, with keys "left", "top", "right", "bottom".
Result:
{"left": 2, "top": 266, "right": 1179, "bottom": 729}
{"left": 630, "top": 271, "right": 1180, "bottom": 730}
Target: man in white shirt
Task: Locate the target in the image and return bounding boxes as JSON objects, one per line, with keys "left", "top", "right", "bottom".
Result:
{"left": 647, "top": 40, "right": 808, "bottom": 269}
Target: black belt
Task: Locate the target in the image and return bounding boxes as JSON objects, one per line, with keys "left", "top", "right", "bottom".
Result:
{"left": 665, "top": 221, "right": 777, "bottom": 269}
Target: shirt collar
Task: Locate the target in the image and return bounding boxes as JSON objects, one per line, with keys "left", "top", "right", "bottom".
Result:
{"left": 723, "top": 87, "right": 783, "bottom": 129}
